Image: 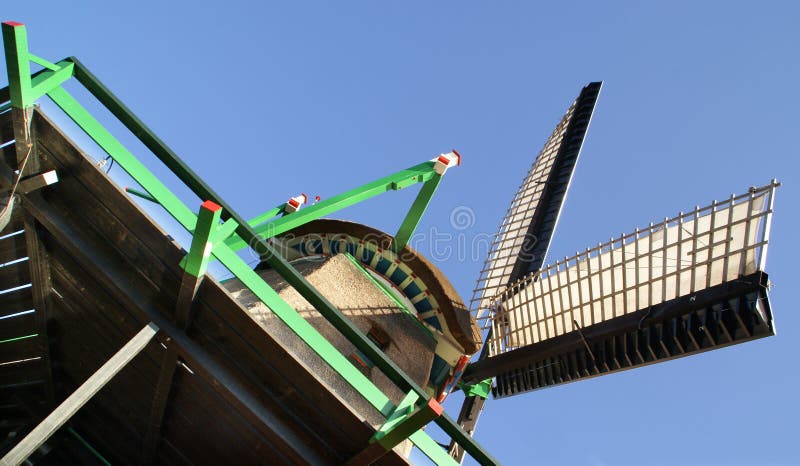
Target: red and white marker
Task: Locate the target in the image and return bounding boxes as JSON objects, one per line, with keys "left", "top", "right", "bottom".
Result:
{"left": 285, "top": 193, "right": 308, "bottom": 213}
{"left": 432, "top": 149, "right": 461, "bottom": 175}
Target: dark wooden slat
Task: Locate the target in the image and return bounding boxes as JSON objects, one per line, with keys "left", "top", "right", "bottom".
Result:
{"left": 161, "top": 368, "right": 290, "bottom": 466}
{"left": 155, "top": 439, "right": 193, "bottom": 466}
{"left": 0, "top": 311, "right": 36, "bottom": 341}
{"left": 0, "top": 259, "right": 31, "bottom": 290}
{"left": 0, "top": 337, "right": 40, "bottom": 364}
{"left": 24, "top": 215, "right": 54, "bottom": 405}
{"left": 0, "top": 288, "right": 34, "bottom": 318}
{"left": 0, "top": 231, "right": 27, "bottom": 264}
{"left": 140, "top": 345, "right": 178, "bottom": 465}
{"left": 1, "top": 144, "right": 16, "bottom": 171}
{"left": 33, "top": 112, "right": 186, "bottom": 284}
{"left": 0, "top": 357, "right": 43, "bottom": 387}
{"left": 0, "top": 109, "right": 13, "bottom": 147}
{"left": 192, "top": 280, "right": 384, "bottom": 456}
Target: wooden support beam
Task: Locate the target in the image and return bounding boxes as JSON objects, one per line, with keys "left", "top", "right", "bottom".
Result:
{"left": 23, "top": 214, "right": 55, "bottom": 406}
{"left": 141, "top": 200, "right": 220, "bottom": 465}
{"left": 0, "top": 322, "right": 158, "bottom": 466}
{"left": 18, "top": 169, "right": 57, "bottom": 194}
{"left": 140, "top": 344, "right": 178, "bottom": 465}
{"left": 174, "top": 200, "right": 221, "bottom": 328}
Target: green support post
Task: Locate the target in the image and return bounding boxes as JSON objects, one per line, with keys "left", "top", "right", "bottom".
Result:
{"left": 2, "top": 21, "right": 31, "bottom": 108}
{"left": 183, "top": 200, "right": 222, "bottom": 278}
{"left": 392, "top": 175, "right": 442, "bottom": 252}
{"left": 1, "top": 22, "right": 74, "bottom": 109}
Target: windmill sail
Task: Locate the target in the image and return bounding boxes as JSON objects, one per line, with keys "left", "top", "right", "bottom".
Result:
{"left": 462, "top": 182, "right": 778, "bottom": 397}
{"left": 450, "top": 83, "right": 602, "bottom": 462}
{"left": 471, "top": 82, "right": 603, "bottom": 320}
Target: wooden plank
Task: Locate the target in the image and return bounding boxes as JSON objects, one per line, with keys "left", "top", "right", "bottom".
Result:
{"left": 155, "top": 439, "right": 193, "bottom": 466}
{"left": 0, "top": 288, "right": 33, "bottom": 317}
{"left": 0, "top": 322, "right": 158, "bottom": 466}
{"left": 0, "top": 336, "right": 40, "bottom": 364}
{"left": 0, "top": 231, "right": 26, "bottom": 264}
{"left": 0, "top": 310, "right": 36, "bottom": 341}
{"left": 23, "top": 215, "right": 54, "bottom": 405}
{"left": 1, "top": 145, "right": 15, "bottom": 173}
{"left": 0, "top": 357, "right": 42, "bottom": 388}
{"left": 140, "top": 345, "right": 178, "bottom": 465}
{"left": 0, "top": 259, "right": 31, "bottom": 290}
{"left": 160, "top": 367, "right": 287, "bottom": 466}
{"left": 0, "top": 110, "right": 13, "bottom": 147}
{"left": 192, "top": 280, "right": 380, "bottom": 456}
{"left": 33, "top": 111, "right": 186, "bottom": 282}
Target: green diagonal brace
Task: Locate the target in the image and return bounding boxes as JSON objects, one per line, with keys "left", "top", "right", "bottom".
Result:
{"left": 392, "top": 174, "right": 442, "bottom": 252}
{"left": 223, "top": 161, "right": 439, "bottom": 251}
{"left": 29, "top": 60, "right": 74, "bottom": 102}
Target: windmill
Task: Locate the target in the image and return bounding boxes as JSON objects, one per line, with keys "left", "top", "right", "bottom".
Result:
{"left": 0, "top": 21, "right": 779, "bottom": 465}
{"left": 447, "top": 82, "right": 778, "bottom": 462}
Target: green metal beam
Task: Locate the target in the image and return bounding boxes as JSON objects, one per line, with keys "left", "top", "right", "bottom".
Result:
{"left": 392, "top": 174, "right": 442, "bottom": 252}
{"left": 29, "top": 59, "right": 74, "bottom": 102}
{"left": 373, "top": 392, "right": 444, "bottom": 450}
{"left": 223, "top": 161, "right": 439, "bottom": 251}
{"left": 247, "top": 203, "right": 285, "bottom": 227}
{"left": 125, "top": 186, "right": 158, "bottom": 203}
{"left": 458, "top": 377, "right": 492, "bottom": 399}
{"left": 182, "top": 201, "right": 222, "bottom": 278}
{"left": 0, "top": 23, "right": 74, "bottom": 108}
{"left": 46, "top": 86, "right": 199, "bottom": 231}
{"left": 2, "top": 21, "right": 31, "bottom": 108}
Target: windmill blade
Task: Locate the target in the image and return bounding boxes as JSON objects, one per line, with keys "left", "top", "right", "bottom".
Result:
{"left": 449, "top": 82, "right": 601, "bottom": 462}
{"left": 472, "top": 81, "right": 602, "bottom": 321}
{"left": 461, "top": 182, "right": 779, "bottom": 398}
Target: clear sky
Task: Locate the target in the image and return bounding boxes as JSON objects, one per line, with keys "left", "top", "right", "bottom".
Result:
{"left": 4, "top": 2, "right": 798, "bottom": 465}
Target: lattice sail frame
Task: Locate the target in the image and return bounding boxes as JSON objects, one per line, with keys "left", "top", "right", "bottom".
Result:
{"left": 471, "top": 83, "right": 601, "bottom": 322}
{"left": 486, "top": 181, "right": 778, "bottom": 357}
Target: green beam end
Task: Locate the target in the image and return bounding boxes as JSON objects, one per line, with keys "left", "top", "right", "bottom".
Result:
{"left": 2, "top": 21, "right": 32, "bottom": 108}
{"left": 373, "top": 394, "right": 443, "bottom": 450}
{"left": 182, "top": 200, "right": 222, "bottom": 278}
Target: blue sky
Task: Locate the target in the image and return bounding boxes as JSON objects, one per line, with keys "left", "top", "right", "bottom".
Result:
{"left": 4, "top": 2, "right": 799, "bottom": 465}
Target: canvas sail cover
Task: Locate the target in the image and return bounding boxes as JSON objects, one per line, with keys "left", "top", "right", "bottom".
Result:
{"left": 462, "top": 182, "right": 778, "bottom": 397}
{"left": 471, "top": 82, "right": 602, "bottom": 320}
